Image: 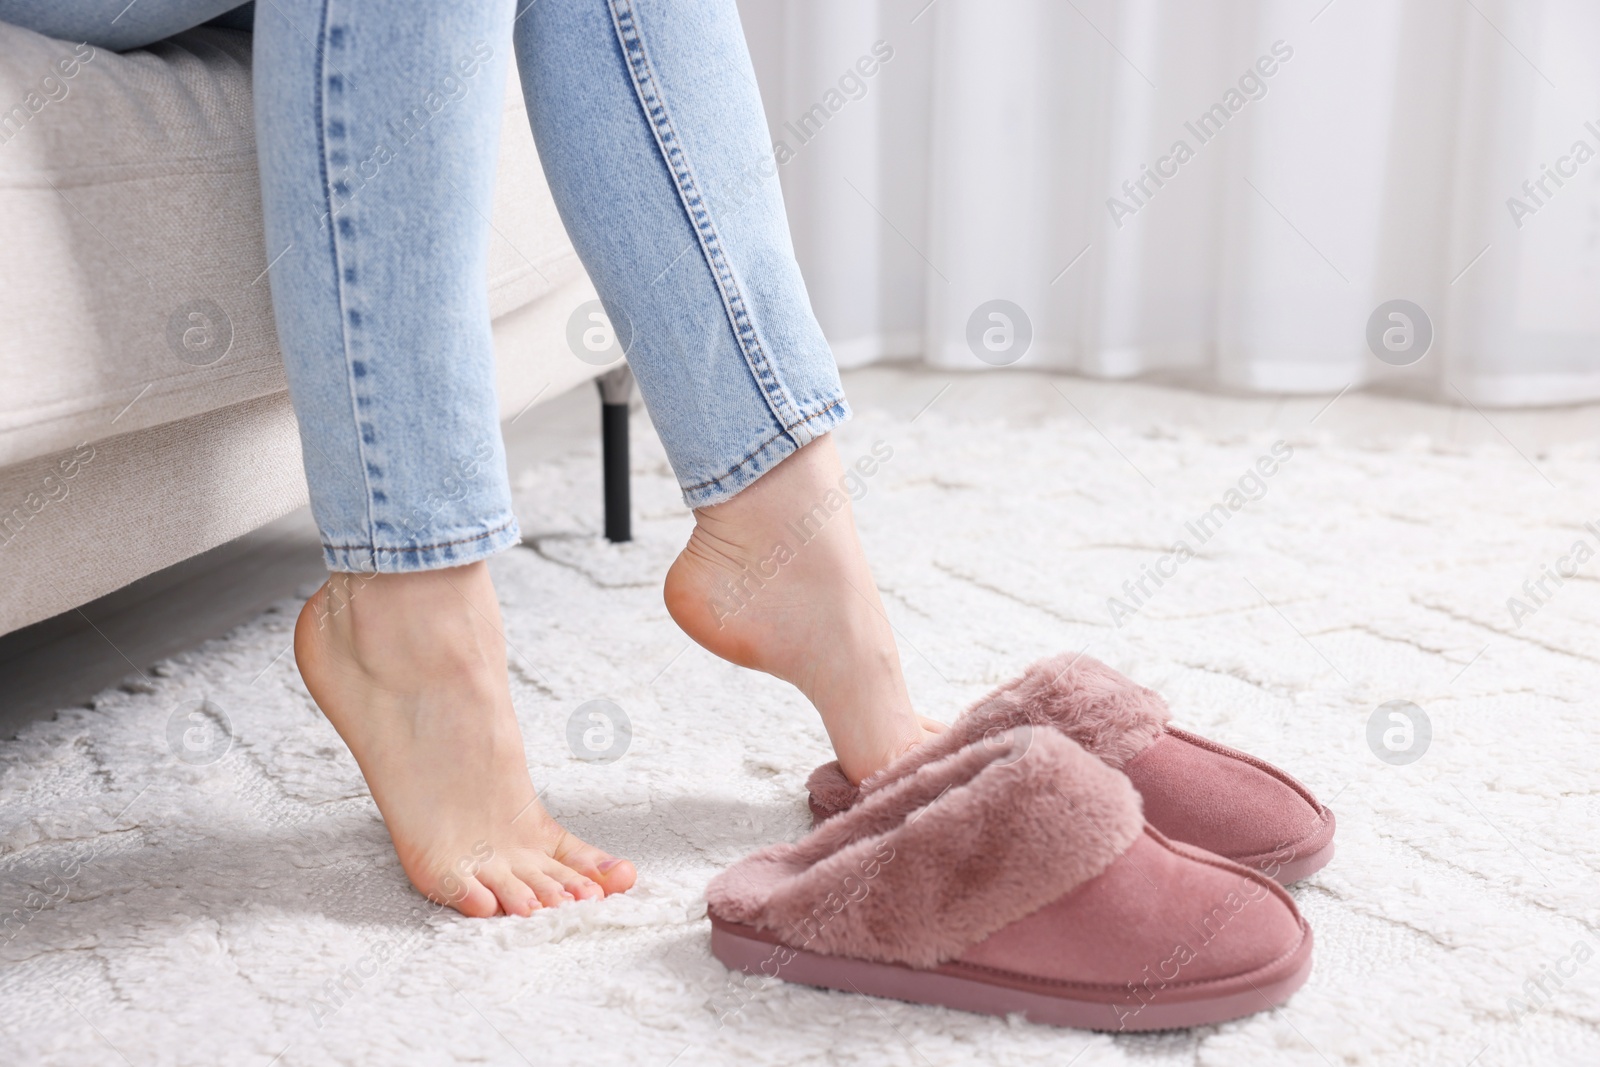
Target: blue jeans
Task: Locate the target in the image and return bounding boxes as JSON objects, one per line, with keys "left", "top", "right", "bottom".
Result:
{"left": 1, "top": 0, "right": 849, "bottom": 572}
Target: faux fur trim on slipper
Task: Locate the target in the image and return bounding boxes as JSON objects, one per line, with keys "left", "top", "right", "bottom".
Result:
{"left": 806, "top": 652, "right": 1169, "bottom": 818}
{"left": 709, "top": 727, "right": 1143, "bottom": 968}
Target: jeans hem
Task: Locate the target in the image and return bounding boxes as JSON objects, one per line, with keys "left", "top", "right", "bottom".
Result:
{"left": 321, "top": 516, "right": 523, "bottom": 573}
{"left": 680, "top": 397, "right": 851, "bottom": 509}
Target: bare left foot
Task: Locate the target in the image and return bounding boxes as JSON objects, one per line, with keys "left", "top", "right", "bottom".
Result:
{"left": 295, "top": 562, "right": 636, "bottom": 917}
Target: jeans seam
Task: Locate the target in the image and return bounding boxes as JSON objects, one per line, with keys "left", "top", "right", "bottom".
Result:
{"left": 680, "top": 398, "right": 847, "bottom": 493}
{"left": 605, "top": 0, "right": 807, "bottom": 441}
{"left": 316, "top": 0, "right": 377, "bottom": 551}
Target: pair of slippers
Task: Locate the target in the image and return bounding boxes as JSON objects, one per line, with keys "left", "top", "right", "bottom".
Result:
{"left": 706, "top": 653, "right": 1334, "bottom": 1031}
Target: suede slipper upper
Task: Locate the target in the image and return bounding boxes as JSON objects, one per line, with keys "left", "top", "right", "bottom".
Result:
{"left": 709, "top": 726, "right": 1314, "bottom": 1031}
{"left": 805, "top": 652, "right": 1335, "bottom": 884}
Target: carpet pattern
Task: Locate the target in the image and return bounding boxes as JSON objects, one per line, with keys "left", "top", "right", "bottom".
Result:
{"left": 1, "top": 399, "right": 1597, "bottom": 1066}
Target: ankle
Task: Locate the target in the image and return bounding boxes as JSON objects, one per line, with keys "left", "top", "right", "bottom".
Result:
{"left": 301, "top": 563, "right": 499, "bottom": 678}
{"left": 834, "top": 716, "right": 929, "bottom": 785}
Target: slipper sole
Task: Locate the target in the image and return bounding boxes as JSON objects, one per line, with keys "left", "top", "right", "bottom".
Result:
{"left": 710, "top": 912, "right": 1314, "bottom": 1032}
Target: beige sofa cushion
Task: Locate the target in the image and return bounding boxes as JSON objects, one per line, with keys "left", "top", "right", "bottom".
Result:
{"left": 0, "top": 276, "right": 602, "bottom": 636}
{"left": 0, "top": 21, "right": 585, "bottom": 468}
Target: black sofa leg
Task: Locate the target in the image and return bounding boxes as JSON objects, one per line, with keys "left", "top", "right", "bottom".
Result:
{"left": 598, "top": 365, "right": 634, "bottom": 543}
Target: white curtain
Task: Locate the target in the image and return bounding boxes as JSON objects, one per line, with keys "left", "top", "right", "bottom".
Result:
{"left": 735, "top": 0, "right": 1600, "bottom": 405}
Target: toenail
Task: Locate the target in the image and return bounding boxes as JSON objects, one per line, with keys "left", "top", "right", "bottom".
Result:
{"left": 598, "top": 858, "right": 622, "bottom": 872}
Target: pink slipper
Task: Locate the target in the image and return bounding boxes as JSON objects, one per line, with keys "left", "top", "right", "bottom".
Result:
{"left": 807, "top": 653, "right": 1335, "bottom": 884}
{"left": 710, "top": 727, "right": 1313, "bottom": 1031}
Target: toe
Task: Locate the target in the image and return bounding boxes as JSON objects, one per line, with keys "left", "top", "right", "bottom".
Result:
{"left": 427, "top": 873, "right": 499, "bottom": 918}
{"left": 551, "top": 833, "right": 636, "bottom": 896}
{"left": 476, "top": 862, "right": 539, "bottom": 918}
{"left": 521, "top": 866, "right": 577, "bottom": 908}
{"left": 590, "top": 856, "right": 636, "bottom": 896}
{"left": 522, "top": 853, "right": 604, "bottom": 903}
{"left": 565, "top": 874, "right": 605, "bottom": 902}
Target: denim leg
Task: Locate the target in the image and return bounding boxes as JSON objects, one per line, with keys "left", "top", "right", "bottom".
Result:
{"left": 514, "top": 0, "right": 851, "bottom": 508}
{"left": 5, "top": 0, "right": 847, "bottom": 560}
{"left": 255, "top": 0, "right": 523, "bottom": 572}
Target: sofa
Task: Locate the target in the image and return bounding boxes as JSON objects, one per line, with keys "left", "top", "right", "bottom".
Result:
{"left": 0, "top": 19, "right": 627, "bottom": 636}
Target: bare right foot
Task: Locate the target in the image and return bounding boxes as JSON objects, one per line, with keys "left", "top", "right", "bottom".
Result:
{"left": 664, "top": 436, "right": 940, "bottom": 784}
{"left": 294, "top": 562, "right": 635, "bottom": 918}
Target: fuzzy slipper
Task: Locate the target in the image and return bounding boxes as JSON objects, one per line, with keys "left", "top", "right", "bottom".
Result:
{"left": 806, "top": 653, "right": 1335, "bottom": 884}
{"left": 709, "top": 727, "right": 1313, "bottom": 1031}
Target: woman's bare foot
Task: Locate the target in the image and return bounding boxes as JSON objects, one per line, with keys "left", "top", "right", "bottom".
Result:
{"left": 664, "top": 436, "right": 939, "bottom": 784}
{"left": 294, "top": 562, "right": 635, "bottom": 917}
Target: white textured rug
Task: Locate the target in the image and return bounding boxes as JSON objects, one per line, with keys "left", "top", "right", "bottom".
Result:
{"left": 3, "top": 397, "right": 1599, "bottom": 1067}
